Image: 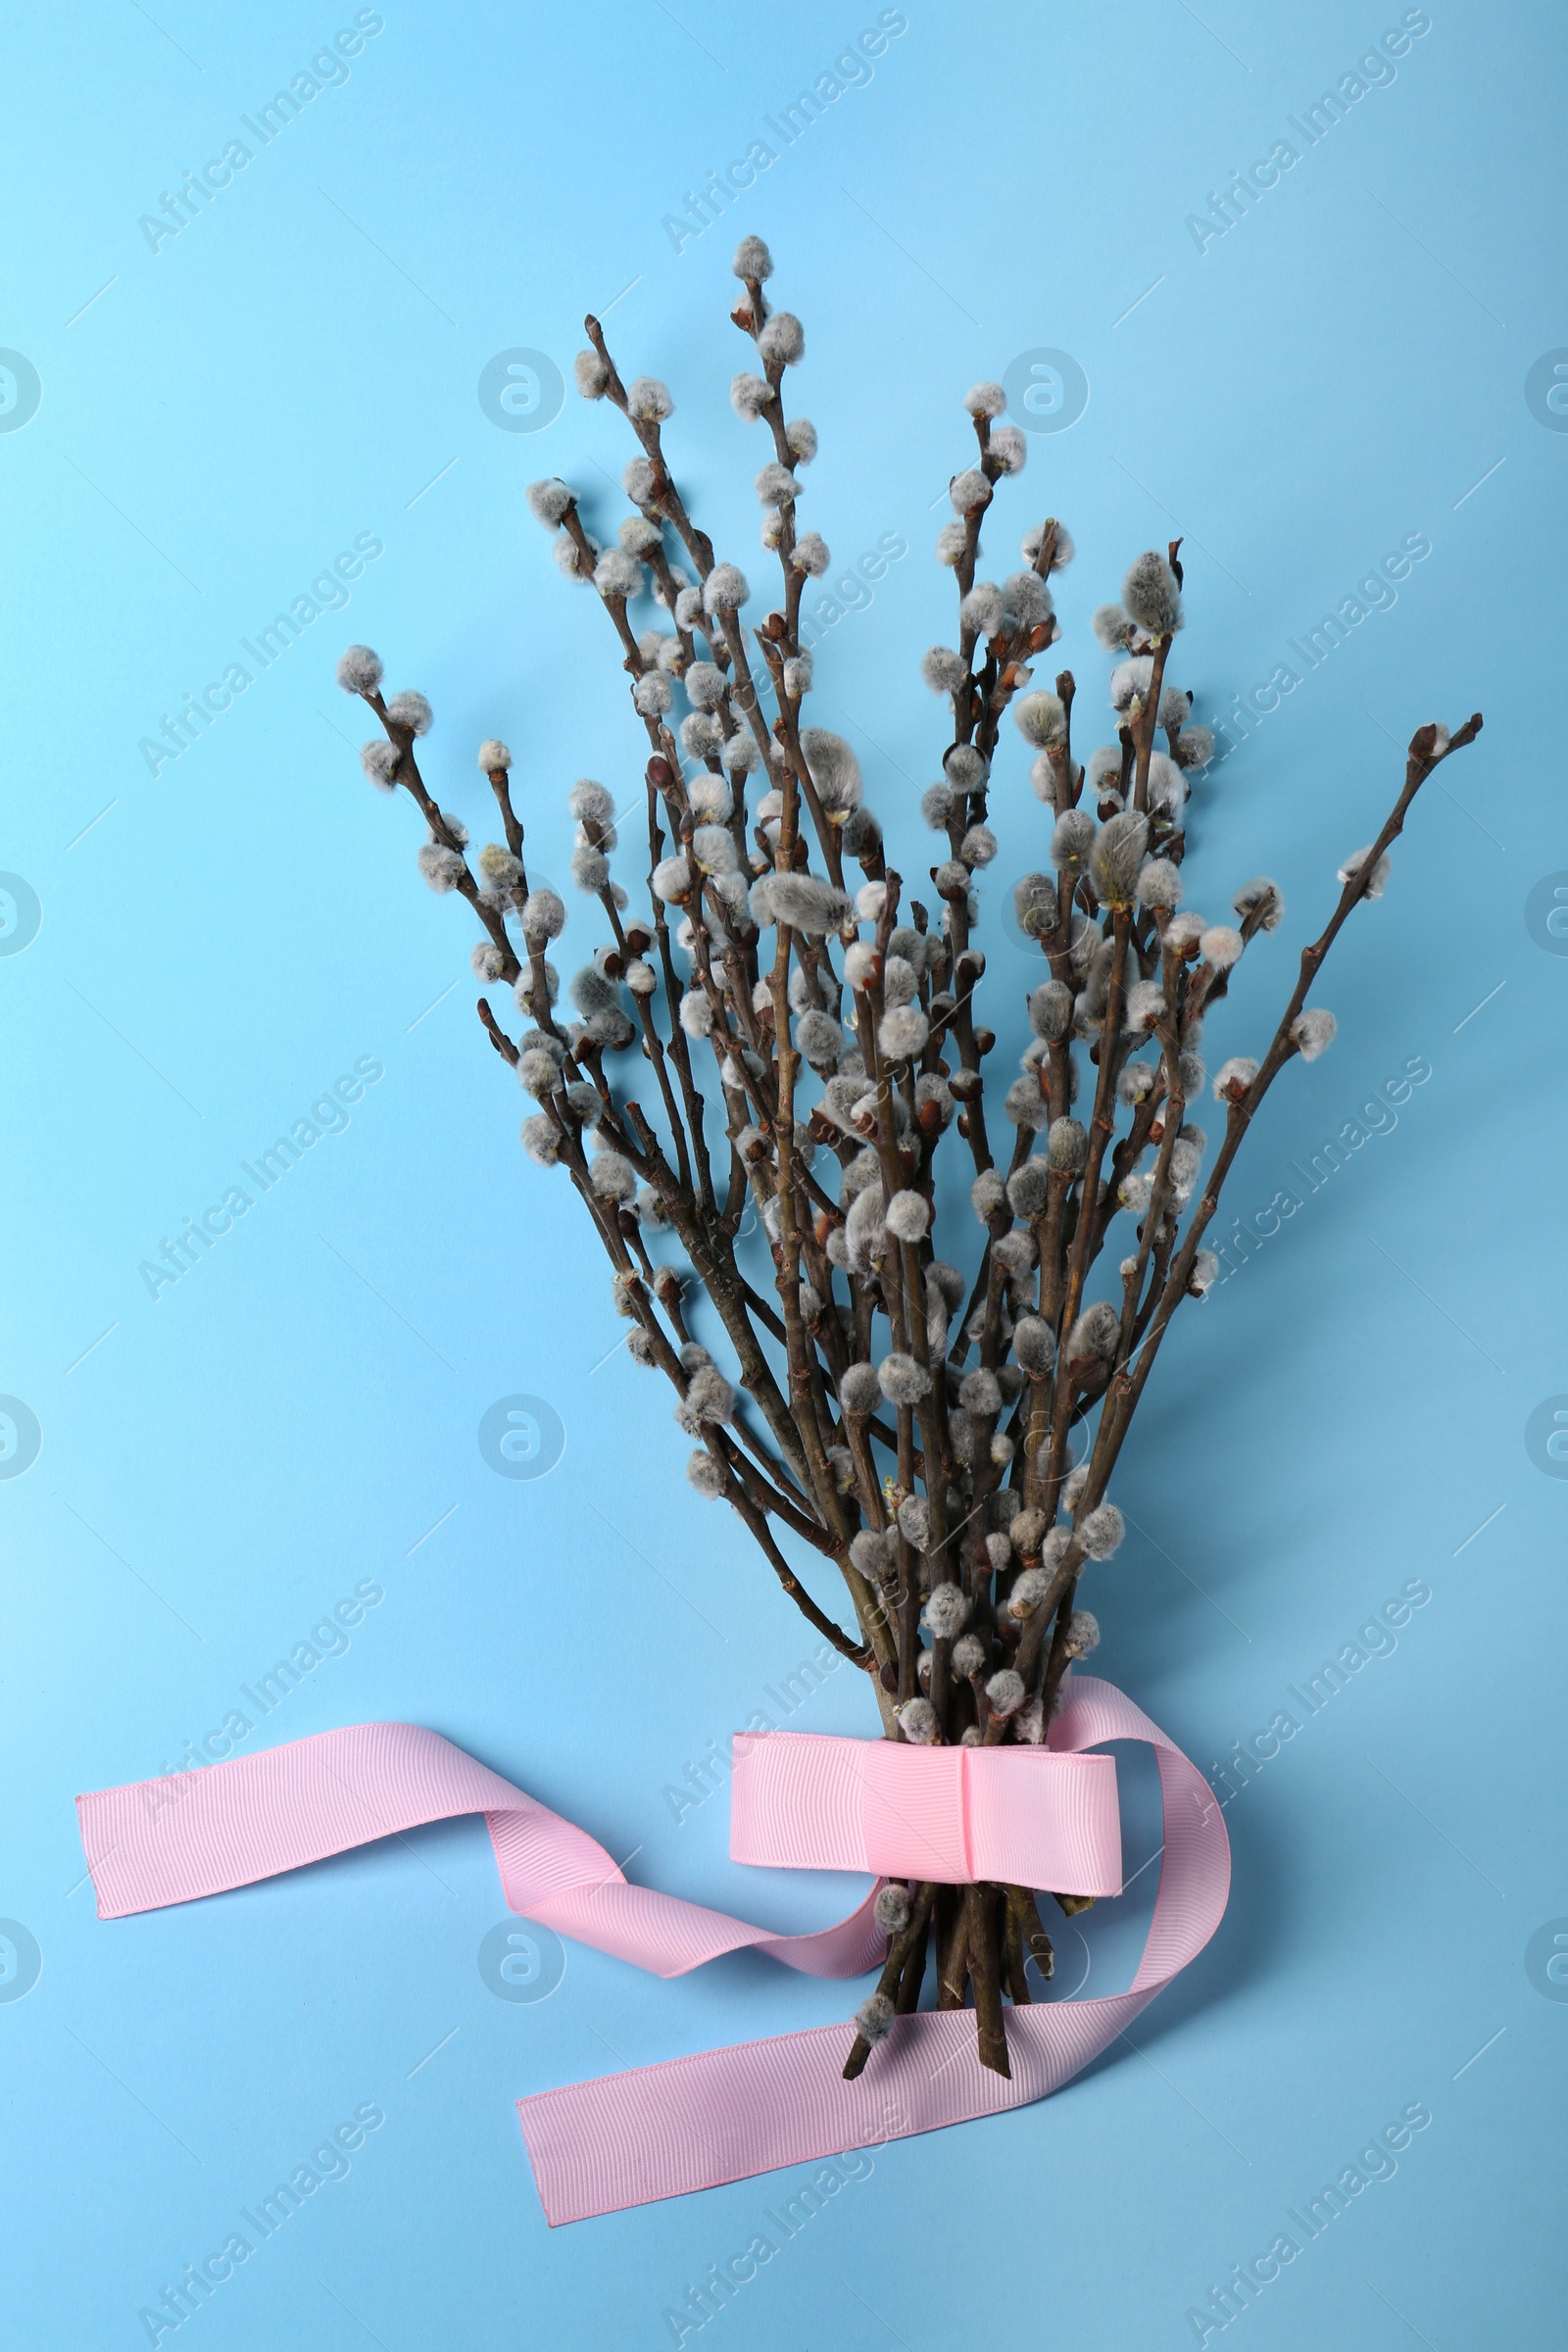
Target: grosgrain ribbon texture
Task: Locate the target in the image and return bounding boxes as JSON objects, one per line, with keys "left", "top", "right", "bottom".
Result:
{"left": 74, "top": 1674, "right": 1228, "bottom": 2225}
{"left": 729, "top": 1728, "right": 1124, "bottom": 1891}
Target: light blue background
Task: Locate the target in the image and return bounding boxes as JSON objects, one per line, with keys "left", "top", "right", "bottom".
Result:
{"left": 2, "top": 3, "right": 1563, "bottom": 2345}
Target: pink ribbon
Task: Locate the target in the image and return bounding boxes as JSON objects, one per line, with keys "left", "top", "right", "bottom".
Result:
{"left": 75, "top": 1674, "right": 1227, "bottom": 2224}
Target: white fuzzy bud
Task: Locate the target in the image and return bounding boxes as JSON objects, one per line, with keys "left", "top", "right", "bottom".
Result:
{"left": 416, "top": 843, "right": 465, "bottom": 892}
{"left": 360, "top": 738, "right": 400, "bottom": 792}
{"left": 990, "top": 424, "right": 1027, "bottom": 473}
{"left": 703, "top": 564, "right": 750, "bottom": 613}
{"left": 1013, "top": 1317, "right": 1055, "bottom": 1376}
{"left": 855, "top": 1990, "right": 897, "bottom": 2042}
{"left": 1063, "top": 1609, "right": 1100, "bottom": 1658}
{"left": 897, "top": 1698, "right": 939, "bottom": 1746}
{"left": 516, "top": 1048, "right": 559, "bottom": 1097}
{"left": 962, "top": 581, "right": 1005, "bottom": 636}
{"left": 594, "top": 548, "right": 642, "bottom": 599}
{"left": 519, "top": 1113, "right": 561, "bottom": 1166}
{"left": 732, "top": 233, "right": 773, "bottom": 280}
{"left": 1122, "top": 551, "right": 1184, "bottom": 637}
{"left": 624, "top": 374, "right": 673, "bottom": 421}
{"left": 522, "top": 887, "right": 565, "bottom": 940}
{"left": 1212, "top": 1056, "right": 1258, "bottom": 1102}
{"left": 1137, "top": 858, "right": 1183, "bottom": 910}
{"left": 336, "top": 644, "right": 383, "bottom": 694}
{"left": 878, "top": 1004, "right": 928, "bottom": 1061}
{"left": 923, "top": 1584, "right": 970, "bottom": 1640}
{"left": 1072, "top": 1504, "right": 1121, "bottom": 1561}
{"left": 1109, "top": 656, "right": 1154, "bottom": 717}
{"left": 1292, "top": 1008, "right": 1337, "bottom": 1060}
{"left": 952, "top": 1634, "right": 987, "bottom": 1680}
{"left": 885, "top": 1190, "right": 931, "bottom": 1242}
{"left": 552, "top": 531, "right": 592, "bottom": 580}
{"left": 873, "top": 1884, "right": 910, "bottom": 1936}
{"left": 687, "top": 1449, "right": 727, "bottom": 1499}
{"left": 691, "top": 824, "right": 737, "bottom": 875}
{"left": 755, "top": 460, "right": 798, "bottom": 507}
{"left": 758, "top": 310, "right": 805, "bottom": 367}
{"left": 878, "top": 1353, "right": 931, "bottom": 1406}
{"left": 986, "top": 1669, "right": 1026, "bottom": 1717}
{"left": 971, "top": 1169, "right": 1006, "bottom": 1223}
{"left": 800, "top": 727, "right": 861, "bottom": 813}
{"left": 1339, "top": 844, "right": 1392, "bottom": 899}
{"left": 385, "top": 690, "right": 432, "bottom": 735}
{"left": 1233, "top": 877, "right": 1283, "bottom": 930}
{"left": 525, "top": 477, "right": 575, "bottom": 528}
{"left": 1014, "top": 691, "right": 1067, "bottom": 750}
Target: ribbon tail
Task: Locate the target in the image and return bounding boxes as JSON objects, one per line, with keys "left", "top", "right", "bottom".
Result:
{"left": 517, "top": 1677, "right": 1230, "bottom": 2222}
{"left": 75, "top": 1676, "right": 1228, "bottom": 2225}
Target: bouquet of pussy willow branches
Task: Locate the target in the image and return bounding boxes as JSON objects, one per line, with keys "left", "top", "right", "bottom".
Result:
{"left": 337, "top": 235, "right": 1479, "bottom": 2082}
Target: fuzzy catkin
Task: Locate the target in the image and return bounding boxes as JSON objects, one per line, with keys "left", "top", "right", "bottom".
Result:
{"left": 878, "top": 1354, "right": 930, "bottom": 1406}
{"left": 898, "top": 1698, "right": 939, "bottom": 1746}
{"left": 923, "top": 1584, "right": 970, "bottom": 1639}
{"left": 337, "top": 644, "right": 383, "bottom": 694}
{"left": 1122, "top": 551, "right": 1184, "bottom": 637}
{"left": 1090, "top": 812, "right": 1150, "bottom": 908}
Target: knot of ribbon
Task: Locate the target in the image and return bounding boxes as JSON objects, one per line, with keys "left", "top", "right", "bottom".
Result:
{"left": 75, "top": 1674, "right": 1228, "bottom": 2224}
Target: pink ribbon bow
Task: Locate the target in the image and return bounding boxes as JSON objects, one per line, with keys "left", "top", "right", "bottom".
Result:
{"left": 75, "top": 1674, "right": 1227, "bottom": 2224}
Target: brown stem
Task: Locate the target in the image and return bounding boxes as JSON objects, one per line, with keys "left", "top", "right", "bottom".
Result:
{"left": 842, "top": 1884, "right": 935, "bottom": 2079}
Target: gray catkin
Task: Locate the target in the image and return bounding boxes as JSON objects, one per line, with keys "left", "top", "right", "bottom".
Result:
{"left": 1077, "top": 1503, "right": 1124, "bottom": 1559}
{"left": 986, "top": 1669, "right": 1026, "bottom": 1717}
{"left": 1012, "top": 1317, "right": 1055, "bottom": 1376}
{"left": 1089, "top": 812, "right": 1150, "bottom": 908}
{"left": 874, "top": 1884, "right": 911, "bottom": 1935}
{"left": 878, "top": 1353, "right": 931, "bottom": 1406}
{"left": 1007, "top": 1159, "right": 1050, "bottom": 1218}
{"left": 1122, "top": 551, "right": 1184, "bottom": 636}
{"left": 337, "top": 644, "right": 384, "bottom": 694}
{"left": 952, "top": 1634, "right": 987, "bottom": 1680}
{"left": 686, "top": 1450, "right": 727, "bottom": 1498}
{"left": 1067, "top": 1301, "right": 1120, "bottom": 1360}
{"left": 1046, "top": 1117, "right": 1088, "bottom": 1174}
{"left": 923, "top": 1583, "right": 970, "bottom": 1638}
{"left": 1052, "top": 810, "right": 1097, "bottom": 871}
{"left": 897, "top": 1492, "right": 930, "bottom": 1551}
{"left": 971, "top": 1170, "right": 1007, "bottom": 1222}
{"left": 897, "top": 1698, "right": 939, "bottom": 1745}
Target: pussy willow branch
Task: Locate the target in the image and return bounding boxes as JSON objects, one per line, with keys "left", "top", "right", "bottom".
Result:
{"left": 342, "top": 235, "right": 1479, "bottom": 2082}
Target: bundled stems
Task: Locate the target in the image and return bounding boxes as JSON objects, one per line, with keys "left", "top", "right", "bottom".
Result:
{"left": 337, "top": 235, "right": 1479, "bottom": 2086}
